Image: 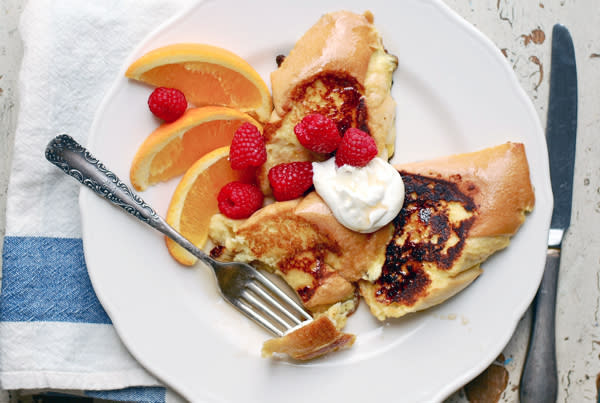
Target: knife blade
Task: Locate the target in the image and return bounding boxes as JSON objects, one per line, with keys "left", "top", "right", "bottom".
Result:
{"left": 520, "top": 24, "right": 578, "bottom": 403}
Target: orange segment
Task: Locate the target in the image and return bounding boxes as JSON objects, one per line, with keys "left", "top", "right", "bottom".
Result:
{"left": 166, "top": 146, "right": 255, "bottom": 266}
{"left": 130, "top": 106, "right": 261, "bottom": 191}
{"left": 125, "top": 43, "right": 273, "bottom": 122}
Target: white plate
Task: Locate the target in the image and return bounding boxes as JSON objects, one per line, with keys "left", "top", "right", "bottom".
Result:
{"left": 82, "top": 1, "right": 552, "bottom": 402}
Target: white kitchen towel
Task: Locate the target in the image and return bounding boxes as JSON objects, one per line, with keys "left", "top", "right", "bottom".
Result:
{"left": 0, "top": 1, "right": 196, "bottom": 401}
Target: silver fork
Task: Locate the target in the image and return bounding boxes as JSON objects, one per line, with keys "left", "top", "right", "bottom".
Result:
{"left": 45, "top": 134, "right": 312, "bottom": 337}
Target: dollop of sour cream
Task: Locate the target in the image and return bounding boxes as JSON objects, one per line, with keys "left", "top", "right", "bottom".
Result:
{"left": 312, "top": 157, "right": 405, "bottom": 233}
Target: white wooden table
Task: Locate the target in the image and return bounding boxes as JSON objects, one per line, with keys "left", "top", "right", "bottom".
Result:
{"left": 1, "top": 1, "right": 599, "bottom": 401}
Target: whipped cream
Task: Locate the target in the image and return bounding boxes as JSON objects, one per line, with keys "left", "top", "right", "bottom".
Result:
{"left": 312, "top": 157, "right": 404, "bottom": 233}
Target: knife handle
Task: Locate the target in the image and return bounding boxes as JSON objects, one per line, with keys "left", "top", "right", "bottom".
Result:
{"left": 520, "top": 248, "right": 560, "bottom": 403}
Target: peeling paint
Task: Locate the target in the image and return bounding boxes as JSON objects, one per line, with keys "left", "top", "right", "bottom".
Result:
{"left": 529, "top": 55, "right": 544, "bottom": 90}
{"left": 499, "top": 13, "right": 513, "bottom": 27}
{"left": 522, "top": 28, "right": 546, "bottom": 46}
{"left": 464, "top": 355, "right": 509, "bottom": 403}
{"left": 496, "top": 0, "right": 514, "bottom": 26}
{"left": 565, "top": 369, "right": 574, "bottom": 402}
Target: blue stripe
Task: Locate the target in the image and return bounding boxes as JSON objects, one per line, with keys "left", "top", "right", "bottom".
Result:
{"left": 85, "top": 386, "right": 166, "bottom": 402}
{"left": 0, "top": 236, "right": 111, "bottom": 324}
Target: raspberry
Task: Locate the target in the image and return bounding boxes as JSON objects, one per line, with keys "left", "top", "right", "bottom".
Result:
{"left": 217, "top": 181, "right": 264, "bottom": 219}
{"left": 268, "top": 161, "right": 314, "bottom": 201}
{"left": 148, "top": 87, "right": 187, "bottom": 122}
{"left": 294, "top": 113, "right": 341, "bottom": 153}
{"left": 335, "top": 128, "right": 378, "bottom": 167}
{"left": 229, "top": 123, "right": 267, "bottom": 169}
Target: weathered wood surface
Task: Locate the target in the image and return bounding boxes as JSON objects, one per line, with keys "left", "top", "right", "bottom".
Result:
{"left": 0, "top": 1, "right": 599, "bottom": 402}
{"left": 444, "top": 1, "right": 600, "bottom": 402}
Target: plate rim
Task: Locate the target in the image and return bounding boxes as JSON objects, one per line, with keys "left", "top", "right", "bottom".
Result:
{"left": 82, "top": 0, "right": 553, "bottom": 401}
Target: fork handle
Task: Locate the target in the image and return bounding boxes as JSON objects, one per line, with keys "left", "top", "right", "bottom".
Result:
{"left": 45, "top": 134, "right": 213, "bottom": 266}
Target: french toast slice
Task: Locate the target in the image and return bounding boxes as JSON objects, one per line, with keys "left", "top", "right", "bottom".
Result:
{"left": 257, "top": 10, "right": 398, "bottom": 194}
{"left": 208, "top": 192, "right": 391, "bottom": 360}
{"left": 261, "top": 300, "right": 357, "bottom": 360}
{"left": 208, "top": 142, "right": 535, "bottom": 358}
{"left": 208, "top": 199, "right": 355, "bottom": 310}
{"left": 261, "top": 315, "right": 355, "bottom": 361}
{"left": 208, "top": 196, "right": 392, "bottom": 310}
{"left": 359, "top": 142, "right": 535, "bottom": 320}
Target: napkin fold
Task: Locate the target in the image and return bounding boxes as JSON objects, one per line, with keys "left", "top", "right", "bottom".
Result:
{"left": 0, "top": 1, "right": 196, "bottom": 401}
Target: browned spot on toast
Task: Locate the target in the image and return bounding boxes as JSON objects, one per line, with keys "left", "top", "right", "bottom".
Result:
{"left": 279, "top": 247, "right": 332, "bottom": 303}
{"left": 263, "top": 119, "right": 283, "bottom": 142}
{"left": 275, "top": 54, "right": 286, "bottom": 67}
{"left": 209, "top": 245, "right": 225, "bottom": 258}
{"left": 374, "top": 173, "right": 476, "bottom": 306}
{"left": 289, "top": 72, "right": 368, "bottom": 135}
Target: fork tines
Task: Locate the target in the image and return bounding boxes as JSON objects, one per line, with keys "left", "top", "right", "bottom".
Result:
{"left": 235, "top": 272, "right": 312, "bottom": 337}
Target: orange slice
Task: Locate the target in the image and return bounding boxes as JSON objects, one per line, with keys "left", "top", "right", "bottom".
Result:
{"left": 125, "top": 43, "right": 273, "bottom": 122}
{"left": 130, "top": 106, "right": 261, "bottom": 191}
{"left": 166, "top": 146, "right": 256, "bottom": 266}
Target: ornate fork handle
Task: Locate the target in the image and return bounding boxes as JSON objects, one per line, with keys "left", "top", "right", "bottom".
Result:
{"left": 46, "top": 134, "right": 313, "bottom": 336}
{"left": 45, "top": 134, "right": 212, "bottom": 266}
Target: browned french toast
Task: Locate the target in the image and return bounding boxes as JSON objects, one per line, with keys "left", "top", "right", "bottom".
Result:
{"left": 257, "top": 10, "right": 398, "bottom": 194}
{"left": 359, "top": 142, "right": 535, "bottom": 319}
{"left": 261, "top": 315, "right": 355, "bottom": 361}
{"left": 208, "top": 195, "right": 392, "bottom": 310}
{"left": 208, "top": 142, "right": 534, "bottom": 359}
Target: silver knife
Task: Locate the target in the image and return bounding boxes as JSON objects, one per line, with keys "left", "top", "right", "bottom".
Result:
{"left": 520, "top": 24, "right": 578, "bottom": 403}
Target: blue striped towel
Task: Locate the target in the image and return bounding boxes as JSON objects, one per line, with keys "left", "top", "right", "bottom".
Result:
{"left": 0, "top": 1, "right": 194, "bottom": 401}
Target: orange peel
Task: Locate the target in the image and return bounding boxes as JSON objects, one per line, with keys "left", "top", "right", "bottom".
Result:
{"left": 125, "top": 43, "right": 272, "bottom": 122}
{"left": 130, "top": 106, "right": 261, "bottom": 191}
{"left": 165, "top": 146, "right": 255, "bottom": 266}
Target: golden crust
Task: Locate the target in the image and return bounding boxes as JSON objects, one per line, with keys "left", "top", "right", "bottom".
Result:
{"left": 295, "top": 192, "right": 393, "bottom": 282}
{"left": 359, "top": 265, "right": 483, "bottom": 320}
{"left": 234, "top": 199, "right": 317, "bottom": 265}
{"left": 208, "top": 199, "right": 356, "bottom": 309}
{"left": 208, "top": 192, "right": 392, "bottom": 310}
{"left": 210, "top": 142, "right": 536, "bottom": 354}
{"left": 394, "top": 142, "right": 535, "bottom": 237}
{"left": 258, "top": 10, "right": 397, "bottom": 194}
{"left": 261, "top": 315, "right": 355, "bottom": 361}
{"left": 271, "top": 11, "right": 379, "bottom": 115}
{"left": 361, "top": 142, "right": 535, "bottom": 320}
